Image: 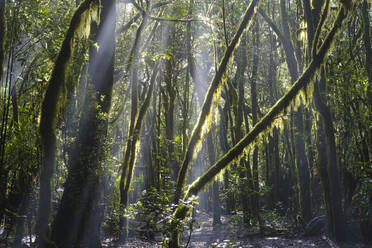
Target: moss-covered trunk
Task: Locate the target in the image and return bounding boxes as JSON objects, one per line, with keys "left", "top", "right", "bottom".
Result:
{"left": 118, "top": 3, "right": 156, "bottom": 240}
{"left": 36, "top": 0, "right": 100, "bottom": 246}
{"left": 281, "top": 0, "right": 312, "bottom": 223}
{"left": 0, "top": 0, "right": 4, "bottom": 82}
{"left": 206, "top": 128, "right": 222, "bottom": 226}
{"left": 360, "top": 1, "right": 372, "bottom": 242}
{"left": 313, "top": 68, "right": 345, "bottom": 242}
{"left": 0, "top": 0, "right": 6, "bottom": 229}
{"left": 119, "top": 64, "right": 159, "bottom": 241}
{"left": 261, "top": 1, "right": 312, "bottom": 222}
{"left": 170, "top": 6, "right": 350, "bottom": 246}
{"left": 250, "top": 19, "right": 261, "bottom": 227}
{"left": 174, "top": 0, "right": 260, "bottom": 207}
{"left": 50, "top": 0, "right": 115, "bottom": 247}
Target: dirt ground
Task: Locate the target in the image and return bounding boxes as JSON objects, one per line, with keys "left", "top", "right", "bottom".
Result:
{"left": 109, "top": 210, "right": 370, "bottom": 248}
{"left": 1, "top": 210, "right": 369, "bottom": 247}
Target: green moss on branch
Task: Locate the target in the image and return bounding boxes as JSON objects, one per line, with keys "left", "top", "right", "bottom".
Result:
{"left": 36, "top": 0, "right": 100, "bottom": 245}
{"left": 174, "top": 0, "right": 261, "bottom": 204}
{"left": 172, "top": 5, "right": 349, "bottom": 232}
{"left": 0, "top": 1, "right": 5, "bottom": 82}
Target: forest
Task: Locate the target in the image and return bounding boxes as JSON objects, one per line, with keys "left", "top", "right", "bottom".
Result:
{"left": 0, "top": 0, "right": 371, "bottom": 247}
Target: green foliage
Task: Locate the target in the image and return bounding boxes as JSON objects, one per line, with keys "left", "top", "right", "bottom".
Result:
{"left": 126, "top": 187, "right": 172, "bottom": 240}
{"left": 352, "top": 177, "right": 372, "bottom": 217}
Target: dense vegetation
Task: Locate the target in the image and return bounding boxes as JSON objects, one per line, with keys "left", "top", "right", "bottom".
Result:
{"left": 0, "top": 0, "right": 371, "bottom": 247}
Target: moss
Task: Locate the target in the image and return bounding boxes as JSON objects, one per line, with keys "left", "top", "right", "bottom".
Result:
{"left": 39, "top": 0, "right": 100, "bottom": 139}
{"left": 77, "top": 3, "right": 100, "bottom": 39}
{"left": 312, "top": 0, "right": 330, "bottom": 57}
{"left": 174, "top": 0, "right": 261, "bottom": 205}
{"left": 120, "top": 64, "right": 159, "bottom": 210}
{"left": 0, "top": 1, "right": 5, "bottom": 82}
{"left": 169, "top": 7, "right": 350, "bottom": 236}
{"left": 36, "top": 0, "right": 101, "bottom": 243}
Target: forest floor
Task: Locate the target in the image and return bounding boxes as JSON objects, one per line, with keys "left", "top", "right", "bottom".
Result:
{"left": 108, "top": 210, "right": 371, "bottom": 248}
{"left": 1, "top": 211, "right": 369, "bottom": 247}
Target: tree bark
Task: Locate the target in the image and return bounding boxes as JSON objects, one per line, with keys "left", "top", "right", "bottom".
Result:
{"left": 313, "top": 68, "right": 345, "bottom": 242}
{"left": 170, "top": 7, "right": 350, "bottom": 246}
{"left": 173, "top": 0, "right": 260, "bottom": 207}
{"left": 206, "top": 128, "right": 222, "bottom": 227}
{"left": 118, "top": 2, "right": 152, "bottom": 240}
{"left": 251, "top": 19, "right": 261, "bottom": 226}
{"left": 36, "top": 0, "right": 100, "bottom": 246}
{"left": 51, "top": 1, "right": 115, "bottom": 247}
{"left": 0, "top": 0, "right": 4, "bottom": 82}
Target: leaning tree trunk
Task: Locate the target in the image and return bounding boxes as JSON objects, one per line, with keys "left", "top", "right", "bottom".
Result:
{"left": 50, "top": 0, "right": 115, "bottom": 247}
{"left": 118, "top": 3, "right": 154, "bottom": 241}
{"left": 35, "top": 0, "right": 100, "bottom": 246}
{"left": 174, "top": 0, "right": 260, "bottom": 206}
{"left": 169, "top": 6, "right": 351, "bottom": 247}
{"left": 170, "top": 2, "right": 260, "bottom": 244}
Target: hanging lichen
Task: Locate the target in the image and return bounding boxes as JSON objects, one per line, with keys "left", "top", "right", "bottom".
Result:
{"left": 39, "top": 0, "right": 100, "bottom": 139}
{"left": 77, "top": 3, "right": 100, "bottom": 39}
{"left": 0, "top": 1, "right": 5, "bottom": 82}
{"left": 187, "top": 0, "right": 347, "bottom": 202}
{"left": 36, "top": 0, "right": 101, "bottom": 245}
{"left": 174, "top": 0, "right": 261, "bottom": 205}
{"left": 169, "top": 7, "right": 351, "bottom": 245}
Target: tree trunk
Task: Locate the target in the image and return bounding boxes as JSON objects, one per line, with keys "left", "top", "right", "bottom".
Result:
{"left": 36, "top": 0, "right": 100, "bottom": 246}
{"left": 361, "top": 0, "right": 372, "bottom": 132}
{"left": 206, "top": 128, "right": 222, "bottom": 226}
{"left": 51, "top": 1, "right": 115, "bottom": 247}
{"left": 281, "top": 0, "right": 311, "bottom": 223}
{"left": 170, "top": 7, "right": 350, "bottom": 246}
{"left": 261, "top": 1, "right": 312, "bottom": 222}
{"left": 0, "top": 0, "right": 4, "bottom": 82}
{"left": 250, "top": 20, "right": 261, "bottom": 226}
{"left": 163, "top": 25, "right": 177, "bottom": 179}
{"left": 118, "top": 3, "right": 152, "bottom": 241}
{"left": 313, "top": 68, "right": 345, "bottom": 242}
{"left": 173, "top": 0, "right": 260, "bottom": 207}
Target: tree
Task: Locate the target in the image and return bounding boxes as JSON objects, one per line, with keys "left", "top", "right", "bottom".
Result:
{"left": 35, "top": 0, "right": 100, "bottom": 246}
{"left": 170, "top": 4, "right": 352, "bottom": 246}
{"left": 49, "top": 0, "right": 116, "bottom": 246}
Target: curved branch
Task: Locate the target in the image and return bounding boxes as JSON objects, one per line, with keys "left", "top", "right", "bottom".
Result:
{"left": 173, "top": 4, "right": 349, "bottom": 226}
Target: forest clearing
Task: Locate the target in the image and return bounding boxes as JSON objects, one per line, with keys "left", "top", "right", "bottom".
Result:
{"left": 0, "top": 0, "right": 371, "bottom": 247}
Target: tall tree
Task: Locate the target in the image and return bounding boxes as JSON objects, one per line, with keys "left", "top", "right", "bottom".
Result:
{"left": 50, "top": 0, "right": 116, "bottom": 246}
{"left": 118, "top": 0, "right": 155, "bottom": 241}
{"left": 170, "top": 4, "right": 352, "bottom": 246}
{"left": 174, "top": 0, "right": 260, "bottom": 205}
{"left": 35, "top": 0, "right": 101, "bottom": 246}
{"left": 0, "top": 0, "right": 6, "bottom": 227}
{"left": 310, "top": 0, "right": 346, "bottom": 242}
{"left": 250, "top": 19, "right": 261, "bottom": 226}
